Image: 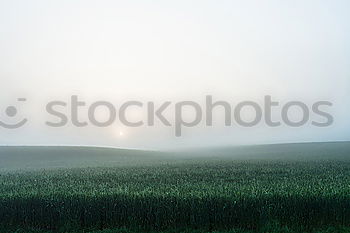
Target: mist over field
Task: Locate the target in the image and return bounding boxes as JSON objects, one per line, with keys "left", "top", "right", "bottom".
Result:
{"left": 0, "top": 142, "right": 349, "bottom": 171}
{"left": 1, "top": 1, "right": 350, "bottom": 232}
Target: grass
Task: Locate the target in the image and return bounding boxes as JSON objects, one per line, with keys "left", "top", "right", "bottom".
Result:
{"left": 5, "top": 226, "right": 350, "bottom": 233}
{"left": 0, "top": 142, "right": 350, "bottom": 232}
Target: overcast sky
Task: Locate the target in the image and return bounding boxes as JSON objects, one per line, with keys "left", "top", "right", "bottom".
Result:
{"left": 0, "top": 0, "right": 349, "bottom": 149}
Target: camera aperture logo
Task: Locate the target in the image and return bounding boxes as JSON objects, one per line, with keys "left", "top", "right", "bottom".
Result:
{"left": 0, "top": 98, "right": 28, "bottom": 129}
{"left": 1, "top": 95, "right": 333, "bottom": 136}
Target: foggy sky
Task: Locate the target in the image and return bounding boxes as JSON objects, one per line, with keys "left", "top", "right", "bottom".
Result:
{"left": 0, "top": 0, "right": 349, "bottom": 149}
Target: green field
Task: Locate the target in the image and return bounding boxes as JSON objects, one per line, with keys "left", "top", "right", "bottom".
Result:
{"left": 0, "top": 142, "right": 350, "bottom": 232}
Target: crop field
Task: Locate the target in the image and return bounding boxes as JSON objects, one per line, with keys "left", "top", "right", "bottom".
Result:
{"left": 0, "top": 142, "right": 350, "bottom": 232}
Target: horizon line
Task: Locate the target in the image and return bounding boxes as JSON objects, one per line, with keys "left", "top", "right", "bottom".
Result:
{"left": 0, "top": 140, "right": 349, "bottom": 151}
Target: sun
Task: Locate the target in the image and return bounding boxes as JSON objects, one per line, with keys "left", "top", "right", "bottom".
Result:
{"left": 114, "top": 128, "right": 127, "bottom": 139}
